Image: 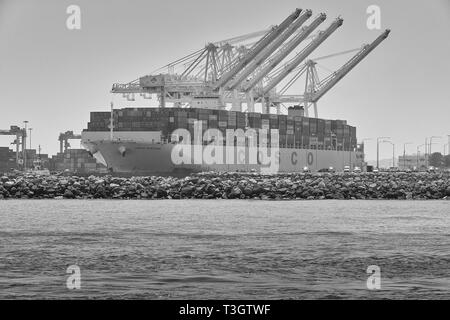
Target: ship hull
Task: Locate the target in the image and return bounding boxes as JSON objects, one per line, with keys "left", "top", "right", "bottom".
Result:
{"left": 83, "top": 140, "right": 361, "bottom": 175}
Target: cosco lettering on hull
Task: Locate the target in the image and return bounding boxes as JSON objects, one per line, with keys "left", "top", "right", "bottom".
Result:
{"left": 290, "top": 151, "right": 314, "bottom": 166}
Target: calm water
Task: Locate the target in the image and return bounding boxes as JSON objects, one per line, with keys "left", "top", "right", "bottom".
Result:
{"left": 0, "top": 200, "right": 449, "bottom": 299}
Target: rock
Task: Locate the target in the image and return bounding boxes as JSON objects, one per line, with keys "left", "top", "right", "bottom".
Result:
{"left": 243, "top": 187, "right": 254, "bottom": 196}
{"left": 181, "top": 185, "right": 195, "bottom": 196}
{"left": 0, "top": 171, "right": 448, "bottom": 201}
{"left": 230, "top": 186, "right": 242, "bottom": 197}
{"left": 155, "top": 188, "right": 167, "bottom": 198}
{"left": 4, "top": 181, "right": 14, "bottom": 187}
{"left": 63, "top": 190, "right": 74, "bottom": 199}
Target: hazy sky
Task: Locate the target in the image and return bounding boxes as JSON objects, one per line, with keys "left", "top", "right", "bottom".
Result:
{"left": 0, "top": 0, "right": 449, "bottom": 161}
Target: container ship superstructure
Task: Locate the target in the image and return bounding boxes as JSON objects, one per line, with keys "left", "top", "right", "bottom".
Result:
{"left": 81, "top": 8, "right": 389, "bottom": 174}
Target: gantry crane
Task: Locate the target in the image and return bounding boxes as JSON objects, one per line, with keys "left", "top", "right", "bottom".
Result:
{"left": 262, "top": 17, "right": 343, "bottom": 96}
{"left": 58, "top": 131, "right": 82, "bottom": 153}
{"left": 110, "top": 8, "right": 389, "bottom": 118}
{"left": 275, "top": 29, "right": 390, "bottom": 117}
{"left": 226, "top": 9, "right": 312, "bottom": 90}
{"left": 212, "top": 8, "right": 302, "bottom": 89}
{"left": 306, "top": 30, "right": 391, "bottom": 104}
{"left": 242, "top": 13, "right": 326, "bottom": 93}
{"left": 0, "top": 125, "right": 25, "bottom": 166}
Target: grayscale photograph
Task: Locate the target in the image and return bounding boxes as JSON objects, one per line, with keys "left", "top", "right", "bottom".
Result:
{"left": 0, "top": 0, "right": 449, "bottom": 308}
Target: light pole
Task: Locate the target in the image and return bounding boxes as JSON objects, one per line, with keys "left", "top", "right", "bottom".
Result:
{"left": 402, "top": 142, "right": 412, "bottom": 170}
{"left": 417, "top": 144, "right": 425, "bottom": 169}
{"left": 23, "top": 121, "right": 29, "bottom": 170}
{"left": 427, "top": 136, "right": 441, "bottom": 168}
{"left": 381, "top": 140, "right": 395, "bottom": 168}
{"left": 447, "top": 135, "right": 450, "bottom": 155}
{"left": 377, "top": 137, "right": 390, "bottom": 169}
{"left": 429, "top": 136, "right": 441, "bottom": 155}
{"left": 28, "top": 128, "right": 33, "bottom": 150}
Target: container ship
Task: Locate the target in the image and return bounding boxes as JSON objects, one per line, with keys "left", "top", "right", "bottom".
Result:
{"left": 81, "top": 106, "right": 364, "bottom": 174}
{"left": 80, "top": 8, "right": 388, "bottom": 174}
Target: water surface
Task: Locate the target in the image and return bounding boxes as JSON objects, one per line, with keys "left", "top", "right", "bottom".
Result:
{"left": 0, "top": 200, "right": 449, "bottom": 299}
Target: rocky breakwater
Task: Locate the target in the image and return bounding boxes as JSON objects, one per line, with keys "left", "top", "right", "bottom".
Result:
{"left": 0, "top": 172, "right": 449, "bottom": 200}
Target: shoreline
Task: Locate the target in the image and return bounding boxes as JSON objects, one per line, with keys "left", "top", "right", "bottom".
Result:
{"left": 1, "top": 172, "right": 449, "bottom": 200}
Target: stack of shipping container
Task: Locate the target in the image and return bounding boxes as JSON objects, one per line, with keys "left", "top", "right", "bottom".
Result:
{"left": 85, "top": 107, "right": 357, "bottom": 151}
{"left": 0, "top": 147, "right": 16, "bottom": 173}
{"left": 49, "top": 149, "right": 105, "bottom": 173}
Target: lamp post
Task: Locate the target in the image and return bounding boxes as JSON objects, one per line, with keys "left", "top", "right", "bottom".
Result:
{"left": 377, "top": 137, "right": 390, "bottom": 169}
{"left": 447, "top": 135, "right": 450, "bottom": 155}
{"left": 23, "top": 121, "right": 28, "bottom": 170}
{"left": 28, "top": 128, "right": 33, "bottom": 150}
{"left": 429, "top": 136, "right": 441, "bottom": 155}
{"left": 417, "top": 144, "right": 425, "bottom": 169}
{"left": 381, "top": 140, "right": 395, "bottom": 168}
{"left": 427, "top": 136, "right": 441, "bottom": 168}
{"left": 402, "top": 142, "right": 412, "bottom": 170}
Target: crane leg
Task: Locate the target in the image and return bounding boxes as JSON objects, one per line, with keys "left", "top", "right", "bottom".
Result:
{"left": 246, "top": 92, "right": 254, "bottom": 112}
{"left": 16, "top": 135, "right": 19, "bottom": 167}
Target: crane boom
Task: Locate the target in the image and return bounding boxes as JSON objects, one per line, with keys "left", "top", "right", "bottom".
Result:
{"left": 227, "top": 9, "right": 312, "bottom": 90}
{"left": 310, "top": 29, "right": 390, "bottom": 103}
{"left": 212, "top": 8, "right": 302, "bottom": 89}
{"left": 262, "top": 17, "right": 343, "bottom": 95}
{"left": 242, "top": 13, "right": 326, "bottom": 92}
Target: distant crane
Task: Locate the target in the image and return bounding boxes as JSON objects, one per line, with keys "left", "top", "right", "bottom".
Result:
{"left": 0, "top": 125, "right": 25, "bottom": 166}
{"left": 58, "top": 131, "right": 82, "bottom": 153}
